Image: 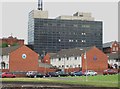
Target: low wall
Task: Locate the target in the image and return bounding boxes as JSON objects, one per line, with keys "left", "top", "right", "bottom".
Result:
{"left": 37, "top": 67, "right": 56, "bottom": 73}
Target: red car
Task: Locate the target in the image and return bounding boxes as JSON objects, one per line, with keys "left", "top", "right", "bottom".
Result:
{"left": 103, "top": 69, "right": 117, "bottom": 75}
{"left": 2, "top": 72, "right": 16, "bottom": 78}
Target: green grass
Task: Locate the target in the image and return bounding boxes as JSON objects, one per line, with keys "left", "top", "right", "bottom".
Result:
{"left": 2, "top": 74, "right": 119, "bottom": 87}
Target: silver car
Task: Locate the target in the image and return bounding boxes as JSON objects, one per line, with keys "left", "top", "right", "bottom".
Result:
{"left": 84, "top": 70, "right": 97, "bottom": 76}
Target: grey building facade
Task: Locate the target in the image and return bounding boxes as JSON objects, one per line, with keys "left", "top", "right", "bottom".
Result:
{"left": 28, "top": 10, "right": 103, "bottom": 55}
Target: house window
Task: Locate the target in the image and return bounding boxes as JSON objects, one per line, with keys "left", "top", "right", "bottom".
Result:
{"left": 113, "top": 47, "right": 115, "bottom": 51}
{"left": 116, "top": 47, "right": 118, "bottom": 51}
{"left": 62, "top": 65, "right": 64, "bottom": 67}
{"left": 66, "top": 65, "right": 69, "bottom": 67}
{"left": 59, "top": 58, "right": 61, "bottom": 61}
{"left": 75, "top": 57, "right": 77, "bottom": 60}
{"left": 70, "top": 65, "right": 72, "bottom": 68}
{"left": 67, "top": 57, "right": 69, "bottom": 60}
{"left": 78, "top": 65, "right": 80, "bottom": 67}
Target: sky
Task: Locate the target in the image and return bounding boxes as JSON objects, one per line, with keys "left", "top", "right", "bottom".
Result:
{"left": 0, "top": 0, "right": 119, "bottom": 44}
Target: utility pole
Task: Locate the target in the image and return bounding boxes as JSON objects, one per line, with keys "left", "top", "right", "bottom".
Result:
{"left": 84, "top": 51, "right": 88, "bottom": 81}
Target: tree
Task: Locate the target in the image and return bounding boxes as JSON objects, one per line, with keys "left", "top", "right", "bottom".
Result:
{"left": 12, "top": 43, "right": 19, "bottom": 46}
{"left": 1, "top": 43, "right": 8, "bottom": 48}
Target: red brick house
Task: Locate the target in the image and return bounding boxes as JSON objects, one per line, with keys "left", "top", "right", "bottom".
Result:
{"left": 82, "top": 46, "right": 108, "bottom": 72}
{"left": 1, "top": 45, "right": 56, "bottom": 74}
{"left": 50, "top": 46, "right": 108, "bottom": 73}
{"left": 103, "top": 41, "right": 120, "bottom": 54}
{"left": 9, "top": 45, "right": 39, "bottom": 72}
{"left": 0, "top": 36, "right": 24, "bottom": 46}
{"left": 42, "top": 53, "right": 56, "bottom": 64}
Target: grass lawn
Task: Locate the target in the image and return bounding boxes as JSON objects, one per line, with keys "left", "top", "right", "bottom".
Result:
{"left": 2, "top": 74, "right": 119, "bottom": 88}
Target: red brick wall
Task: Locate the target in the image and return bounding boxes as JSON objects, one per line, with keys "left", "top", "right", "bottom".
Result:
{"left": 0, "top": 36, "right": 24, "bottom": 46}
{"left": 82, "top": 47, "right": 108, "bottom": 73}
{"left": 1, "top": 69, "right": 9, "bottom": 72}
{"left": 9, "top": 45, "right": 38, "bottom": 72}
{"left": 42, "top": 53, "right": 50, "bottom": 64}
{"left": 65, "top": 68, "right": 80, "bottom": 73}
{"left": 111, "top": 41, "right": 120, "bottom": 53}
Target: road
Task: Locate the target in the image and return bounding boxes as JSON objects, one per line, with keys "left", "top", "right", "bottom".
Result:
{"left": 1, "top": 81, "right": 119, "bottom": 89}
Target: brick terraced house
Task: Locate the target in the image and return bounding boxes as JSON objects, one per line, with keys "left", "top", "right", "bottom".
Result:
{"left": 50, "top": 46, "right": 108, "bottom": 73}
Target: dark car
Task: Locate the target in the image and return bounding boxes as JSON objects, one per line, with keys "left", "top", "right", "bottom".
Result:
{"left": 70, "top": 71, "right": 83, "bottom": 76}
{"left": 2, "top": 72, "right": 16, "bottom": 78}
{"left": 103, "top": 69, "right": 118, "bottom": 75}
{"left": 56, "top": 71, "right": 69, "bottom": 77}
{"left": 48, "top": 72, "right": 59, "bottom": 77}
{"left": 34, "top": 73, "right": 46, "bottom": 78}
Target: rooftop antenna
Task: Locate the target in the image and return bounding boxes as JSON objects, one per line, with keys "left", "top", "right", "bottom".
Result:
{"left": 38, "top": 0, "right": 43, "bottom": 10}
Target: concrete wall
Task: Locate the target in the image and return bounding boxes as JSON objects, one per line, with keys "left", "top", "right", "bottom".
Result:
{"left": 31, "top": 10, "right": 48, "bottom": 19}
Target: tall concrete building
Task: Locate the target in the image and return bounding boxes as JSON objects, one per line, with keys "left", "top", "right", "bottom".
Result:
{"left": 28, "top": 0, "right": 103, "bottom": 55}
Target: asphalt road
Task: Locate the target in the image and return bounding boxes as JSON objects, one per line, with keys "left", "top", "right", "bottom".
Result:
{"left": 1, "top": 81, "right": 119, "bottom": 89}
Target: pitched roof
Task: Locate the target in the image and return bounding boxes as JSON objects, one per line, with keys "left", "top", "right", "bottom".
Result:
{"left": 38, "top": 62, "right": 54, "bottom": 68}
{"left": 51, "top": 46, "right": 93, "bottom": 58}
{"left": 103, "top": 41, "right": 120, "bottom": 48}
{"left": 0, "top": 46, "right": 21, "bottom": 55}
{"left": 103, "top": 41, "right": 114, "bottom": 48}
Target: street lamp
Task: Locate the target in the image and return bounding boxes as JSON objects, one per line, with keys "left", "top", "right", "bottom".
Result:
{"left": 84, "top": 51, "right": 88, "bottom": 81}
{"left": 64, "top": 55, "right": 66, "bottom": 73}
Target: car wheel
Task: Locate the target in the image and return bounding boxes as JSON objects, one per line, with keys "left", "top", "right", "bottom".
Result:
{"left": 13, "top": 76, "right": 15, "bottom": 78}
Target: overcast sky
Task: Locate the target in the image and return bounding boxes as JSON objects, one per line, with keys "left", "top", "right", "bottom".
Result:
{"left": 1, "top": 0, "right": 118, "bottom": 44}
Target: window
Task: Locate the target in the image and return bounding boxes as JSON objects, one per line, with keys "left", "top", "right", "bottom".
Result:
{"left": 116, "top": 47, "right": 118, "bottom": 51}
{"left": 70, "top": 65, "right": 72, "bottom": 68}
{"left": 67, "top": 57, "right": 69, "bottom": 60}
{"left": 75, "top": 57, "right": 77, "bottom": 60}
{"left": 66, "top": 65, "right": 69, "bottom": 67}
{"left": 113, "top": 47, "right": 115, "bottom": 51}
{"left": 81, "top": 32, "right": 86, "bottom": 35}
{"left": 79, "top": 15, "right": 83, "bottom": 17}
{"left": 82, "top": 40, "right": 86, "bottom": 43}
{"left": 59, "top": 58, "right": 61, "bottom": 61}
{"left": 62, "top": 65, "right": 64, "bottom": 67}
{"left": 73, "top": 24, "right": 78, "bottom": 27}
{"left": 75, "top": 40, "right": 78, "bottom": 42}
{"left": 81, "top": 25, "right": 90, "bottom": 28}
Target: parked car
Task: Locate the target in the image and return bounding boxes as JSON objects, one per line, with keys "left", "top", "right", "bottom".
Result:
{"left": 2, "top": 72, "right": 16, "bottom": 78}
{"left": 103, "top": 69, "right": 118, "bottom": 75}
{"left": 56, "top": 71, "right": 69, "bottom": 77}
{"left": 84, "top": 70, "right": 97, "bottom": 76}
{"left": 70, "top": 71, "right": 83, "bottom": 76}
{"left": 48, "top": 72, "right": 59, "bottom": 77}
{"left": 26, "top": 71, "right": 37, "bottom": 78}
{"left": 34, "top": 73, "right": 46, "bottom": 78}
{"left": 0, "top": 72, "right": 2, "bottom": 78}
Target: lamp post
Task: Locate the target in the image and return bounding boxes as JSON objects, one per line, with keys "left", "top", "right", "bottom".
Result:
{"left": 64, "top": 55, "right": 66, "bottom": 73}
{"left": 84, "top": 51, "right": 88, "bottom": 81}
